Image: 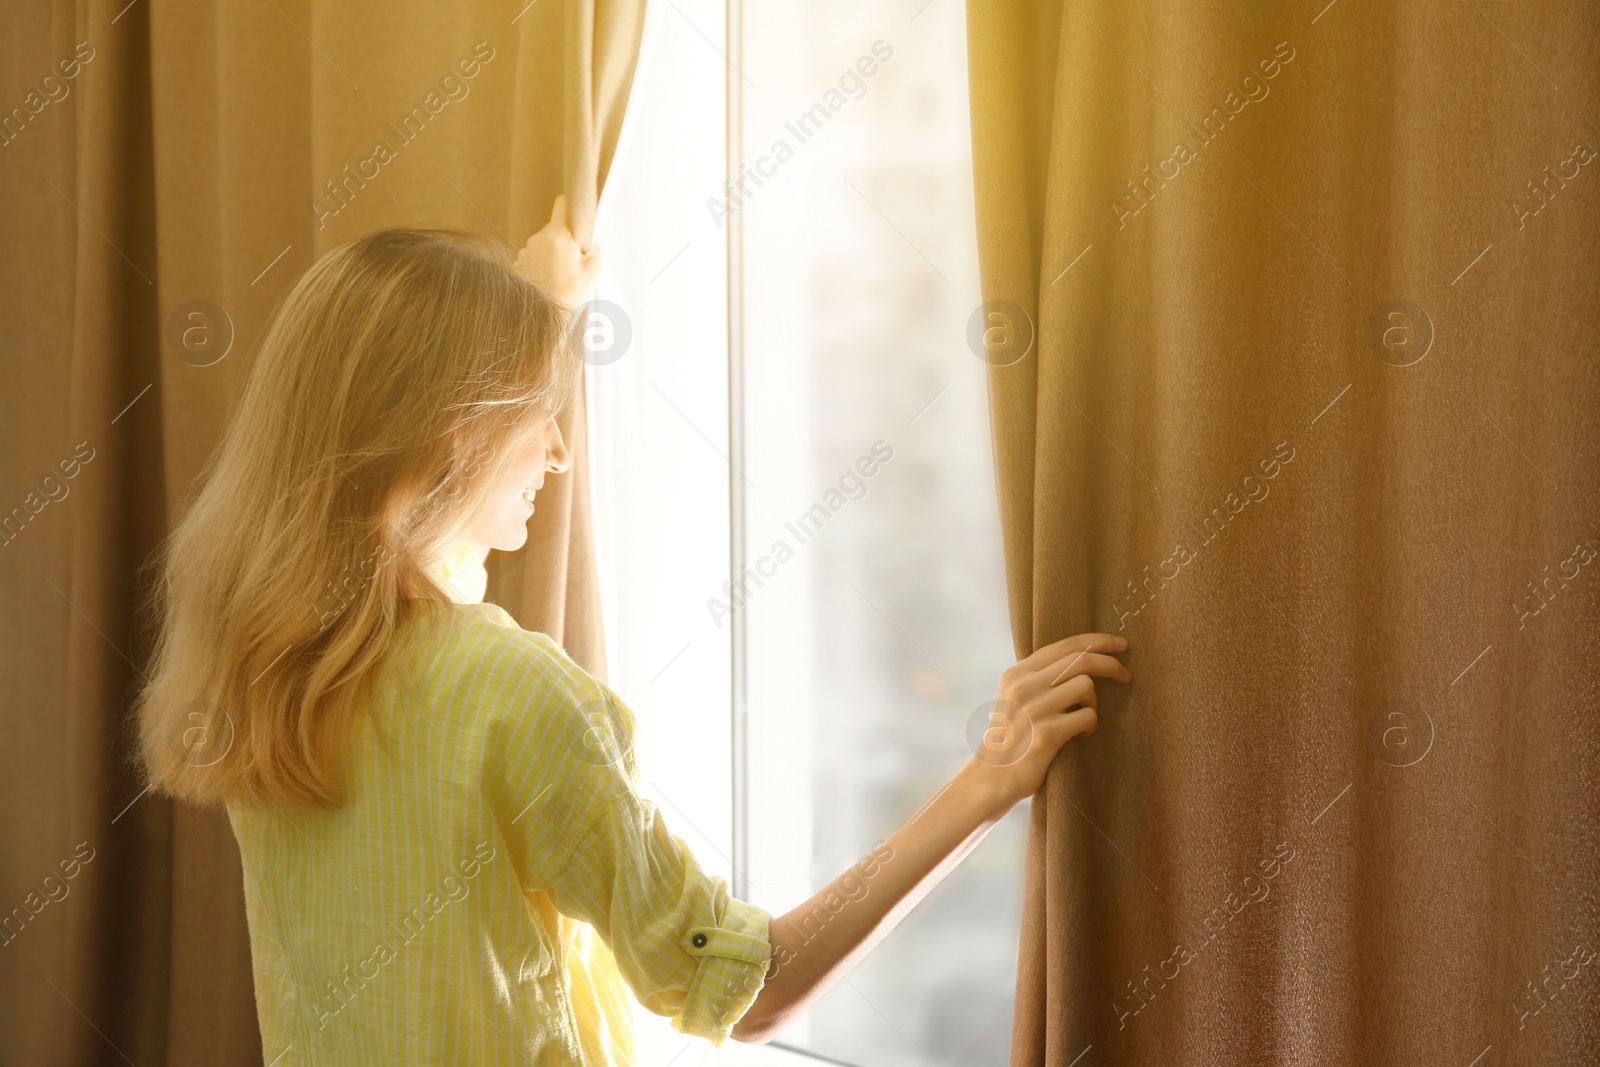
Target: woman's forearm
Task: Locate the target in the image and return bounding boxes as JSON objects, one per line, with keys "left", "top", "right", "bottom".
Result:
{"left": 731, "top": 760, "right": 1012, "bottom": 1043}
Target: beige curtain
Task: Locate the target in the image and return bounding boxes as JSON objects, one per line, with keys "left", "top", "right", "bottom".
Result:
{"left": 0, "top": 0, "right": 644, "bottom": 1062}
{"left": 966, "top": 2, "right": 1600, "bottom": 1063}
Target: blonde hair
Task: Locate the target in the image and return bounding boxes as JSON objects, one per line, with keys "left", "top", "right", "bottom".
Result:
{"left": 135, "top": 229, "right": 578, "bottom": 809}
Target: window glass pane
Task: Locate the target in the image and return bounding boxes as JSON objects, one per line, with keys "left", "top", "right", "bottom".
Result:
{"left": 740, "top": 2, "right": 1026, "bottom": 1063}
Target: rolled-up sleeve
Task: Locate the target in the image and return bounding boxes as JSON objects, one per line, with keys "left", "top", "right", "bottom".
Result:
{"left": 481, "top": 621, "right": 773, "bottom": 1045}
{"left": 548, "top": 796, "right": 773, "bottom": 1043}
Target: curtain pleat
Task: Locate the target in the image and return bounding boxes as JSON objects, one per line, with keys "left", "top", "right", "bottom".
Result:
{"left": 966, "top": 2, "right": 1600, "bottom": 1063}
{"left": 1, "top": 4, "right": 170, "bottom": 1064}
{"left": 0, "top": 0, "right": 645, "bottom": 1062}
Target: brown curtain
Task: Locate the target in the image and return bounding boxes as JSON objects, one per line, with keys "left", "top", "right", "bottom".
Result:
{"left": 966, "top": 2, "right": 1600, "bottom": 1064}
{"left": 0, "top": 0, "right": 644, "bottom": 1062}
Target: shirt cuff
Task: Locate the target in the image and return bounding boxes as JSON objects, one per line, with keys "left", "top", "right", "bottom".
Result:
{"left": 672, "top": 895, "right": 774, "bottom": 1046}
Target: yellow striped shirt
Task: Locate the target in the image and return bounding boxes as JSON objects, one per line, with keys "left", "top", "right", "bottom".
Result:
{"left": 226, "top": 588, "right": 773, "bottom": 1064}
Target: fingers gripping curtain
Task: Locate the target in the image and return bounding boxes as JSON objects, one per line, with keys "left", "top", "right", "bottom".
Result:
{"left": 0, "top": 0, "right": 646, "bottom": 1063}
{"left": 965, "top": 2, "right": 1600, "bottom": 1064}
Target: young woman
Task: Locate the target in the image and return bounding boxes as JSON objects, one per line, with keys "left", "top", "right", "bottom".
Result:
{"left": 134, "top": 197, "right": 1131, "bottom": 1064}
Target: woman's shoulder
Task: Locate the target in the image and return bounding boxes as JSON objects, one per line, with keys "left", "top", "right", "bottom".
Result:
{"left": 407, "top": 601, "right": 601, "bottom": 722}
{"left": 419, "top": 601, "right": 565, "bottom": 678}
{"left": 421, "top": 602, "right": 635, "bottom": 784}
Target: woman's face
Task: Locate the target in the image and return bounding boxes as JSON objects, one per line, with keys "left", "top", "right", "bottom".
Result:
{"left": 467, "top": 416, "right": 571, "bottom": 551}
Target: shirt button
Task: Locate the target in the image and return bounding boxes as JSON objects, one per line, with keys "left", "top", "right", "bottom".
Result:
{"left": 692, "top": 933, "right": 708, "bottom": 948}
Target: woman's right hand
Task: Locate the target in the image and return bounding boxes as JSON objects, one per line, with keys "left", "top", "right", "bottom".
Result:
{"left": 514, "top": 194, "right": 601, "bottom": 306}
{"left": 963, "top": 631, "right": 1131, "bottom": 812}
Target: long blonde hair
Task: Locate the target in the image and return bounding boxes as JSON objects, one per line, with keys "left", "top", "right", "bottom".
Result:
{"left": 135, "top": 229, "right": 578, "bottom": 809}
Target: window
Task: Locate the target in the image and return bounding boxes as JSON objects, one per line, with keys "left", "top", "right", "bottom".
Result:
{"left": 590, "top": 1, "right": 1024, "bottom": 1063}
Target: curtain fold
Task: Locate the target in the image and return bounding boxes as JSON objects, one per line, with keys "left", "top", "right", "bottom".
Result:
{"left": 1, "top": 5, "right": 170, "bottom": 1065}
{"left": 966, "top": 2, "right": 1600, "bottom": 1063}
{"left": 1, "top": 0, "right": 645, "bottom": 1062}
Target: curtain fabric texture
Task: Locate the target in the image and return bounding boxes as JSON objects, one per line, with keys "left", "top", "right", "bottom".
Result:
{"left": 965, "top": 2, "right": 1599, "bottom": 1064}
{"left": 0, "top": 1, "right": 645, "bottom": 1062}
